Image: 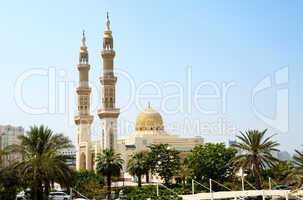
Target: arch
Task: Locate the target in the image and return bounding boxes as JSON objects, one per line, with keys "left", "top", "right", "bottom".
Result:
{"left": 80, "top": 152, "right": 86, "bottom": 169}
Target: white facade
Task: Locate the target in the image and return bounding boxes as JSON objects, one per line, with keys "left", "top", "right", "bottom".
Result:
{"left": 101, "top": 118, "right": 118, "bottom": 150}
{"left": 59, "top": 146, "right": 76, "bottom": 168}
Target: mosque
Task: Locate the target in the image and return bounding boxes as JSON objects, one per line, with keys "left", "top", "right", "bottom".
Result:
{"left": 74, "top": 14, "right": 203, "bottom": 171}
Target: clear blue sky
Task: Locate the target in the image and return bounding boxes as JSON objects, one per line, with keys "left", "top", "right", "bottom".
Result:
{"left": 0, "top": 0, "right": 302, "bottom": 153}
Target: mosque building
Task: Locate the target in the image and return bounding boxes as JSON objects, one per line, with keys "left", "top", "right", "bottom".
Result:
{"left": 75, "top": 14, "right": 203, "bottom": 171}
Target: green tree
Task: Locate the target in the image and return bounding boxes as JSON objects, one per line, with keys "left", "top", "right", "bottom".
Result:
{"left": 262, "top": 160, "right": 293, "bottom": 185}
{"left": 231, "top": 129, "right": 279, "bottom": 189}
{"left": 178, "top": 157, "right": 192, "bottom": 188}
{"left": 0, "top": 167, "right": 21, "bottom": 200}
{"left": 96, "top": 149, "right": 124, "bottom": 191}
{"left": 188, "top": 143, "right": 236, "bottom": 184}
{"left": 0, "top": 149, "right": 8, "bottom": 168}
{"left": 127, "top": 152, "right": 149, "bottom": 187}
{"left": 124, "top": 185, "right": 182, "bottom": 200}
{"left": 142, "top": 150, "right": 152, "bottom": 183}
{"left": 73, "top": 170, "right": 104, "bottom": 199}
{"left": 12, "top": 125, "right": 74, "bottom": 200}
{"left": 149, "top": 144, "right": 180, "bottom": 185}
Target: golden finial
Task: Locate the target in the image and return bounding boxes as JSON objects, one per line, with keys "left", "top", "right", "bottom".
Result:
{"left": 106, "top": 12, "right": 111, "bottom": 31}
{"left": 81, "top": 29, "right": 86, "bottom": 47}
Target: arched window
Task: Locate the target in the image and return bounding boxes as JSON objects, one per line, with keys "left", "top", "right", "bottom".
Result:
{"left": 80, "top": 153, "right": 86, "bottom": 169}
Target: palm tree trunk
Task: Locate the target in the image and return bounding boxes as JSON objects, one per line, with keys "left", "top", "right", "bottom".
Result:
{"left": 145, "top": 171, "right": 149, "bottom": 183}
{"left": 106, "top": 174, "right": 112, "bottom": 200}
{"left": 138, "top": 175, "right": 142, "bottom": 187}
{"left": 44, "top": 181, "right": 50, "bottom": 197}
{"left": 107, "top": 174, "right": 111, "bottom": 190}
{"left": 31, "top": 186, "right": 37, "bottom": 200}
{"left": 37, "top": 180, "right": 43, "bottom": 200}
{"left": 31, "top": 179, "right": 43, "bottom": 200}
{"left": 182, "top": 178, "right": 186, "bottom": 188}
{"left": 255, "top": 167, "right": 262, "bottom": 190}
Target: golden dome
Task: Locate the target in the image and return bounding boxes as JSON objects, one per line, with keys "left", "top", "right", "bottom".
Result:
{"left": 135, "top": 105, "right": 164, "bottom": 131}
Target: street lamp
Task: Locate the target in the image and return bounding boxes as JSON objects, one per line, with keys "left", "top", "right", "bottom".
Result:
{"left": 236, "top": 168, "right": 247, "bottom": 191}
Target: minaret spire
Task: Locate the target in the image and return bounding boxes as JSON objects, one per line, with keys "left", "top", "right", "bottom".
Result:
{"left": 79, "top": 30, "right": 88, "bottom": 64}
{"left": 81, "top": 30, "right": 86, "bottom": 47}
{"left": 103, "top": 12, "right": 114, "bottom": 50}
{"left": 106, "top": 12, "right": 111, "bottom": 31}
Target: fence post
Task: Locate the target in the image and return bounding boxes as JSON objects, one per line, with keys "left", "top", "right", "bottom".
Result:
{"left": 241, "top": 175, "right": 245, "bottom": 191}
{"left": 209, "top": 179, "right": 212, "bottom": 193}
{"left": 285, "top": 191, "right": 288, "bottom": 200}
{"left": 156, "top": 183, "right": 159, "bottom": 197}
{"left": 192, "top": 179, "right": 194, "bottom": 195}
{"left": 209, "top": 179, "right": 214, "bottom": 200}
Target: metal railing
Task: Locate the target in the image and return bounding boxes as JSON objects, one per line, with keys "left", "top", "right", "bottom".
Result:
{"left": 70, "top": 187, "right": 90, "bottom": 200}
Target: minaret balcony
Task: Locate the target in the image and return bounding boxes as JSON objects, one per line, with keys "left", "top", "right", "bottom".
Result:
{"left": 77, "top": 63, "right": 90, "bottom": 69}
{"left": 76, "top": 87, "right": 91, "bottom": 94}
{"left": 100, "top": 76, "right": 117, "bottom": 84}
{"left": 97, "top": 108, "right": 120, "bottom": 118}
{"left": 101, "top": 49, "right": 115, "bottom": 57}
{"left": 74, "top": 115, "right": 93, "bottom": 125}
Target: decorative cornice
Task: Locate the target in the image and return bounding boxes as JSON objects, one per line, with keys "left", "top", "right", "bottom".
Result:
{"left": 99, "top": 76, "right": 117, "bottom": 85}
{"left": 101, "top": 49, "right": 115, "bottom": 58}
{"left": 77, "top": 63, "right": 90, "bottom": 70}
{"left": 76, "top": 87, "right": 91, "bottom": 94}
{"left": 98, "top": 108, "right": 120, "bottom": 119}
{"left": 74, "top": 115, "right": 93, "bottom": 125}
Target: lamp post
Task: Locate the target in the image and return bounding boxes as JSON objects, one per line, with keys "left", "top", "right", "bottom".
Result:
{"left": 236, "top": 168, "right": 247, "bottom": 191}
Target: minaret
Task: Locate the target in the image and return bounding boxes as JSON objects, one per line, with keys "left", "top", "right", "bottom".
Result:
{"left": 98, "top": 13, "right": 120, "bottom": 151}
{"left": 75, "top": 31, "right": 93, "bottom": 170}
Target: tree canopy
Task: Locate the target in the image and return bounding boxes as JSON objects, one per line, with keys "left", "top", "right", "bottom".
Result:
{"left": 96, "top": 149, "right": 124, "bottom": 190}
{"left": 231, "top": 129, "right": 279, "bottom": 189}
{"left": 148, "top": 144, "right": 180, "bottom": 185}
{"left": 12, "top": 125, "right": 74, "bottom": 200}
{"left": 127, "top": 151, "right": 149, "bottom": 187}
{"left": 188, "top": 143, "right": 236, "bottom": 183}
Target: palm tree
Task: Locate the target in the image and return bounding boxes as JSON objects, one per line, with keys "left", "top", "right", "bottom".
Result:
{"left": 286, "top": 149, "right": 303, "bottom": 188}
{"left": 96, "top": 149, "right": 124, "bottom": 191}
{"left": 178, "top": 158, "right": 192, "bottom": 188}
{"left": 127, "top": 152, "right": 148, "bottom": 187}
{"left": 293, "top": 150, "right": 303, "bottom": 170}
{"left": 142, "top": 150, "right": 152, "bottom": 183}
{"left": 231, "top": 129, "right": 279, "bottom": 189}
{"left": 12, "top": 125, "right": 73, "bottom": 200}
